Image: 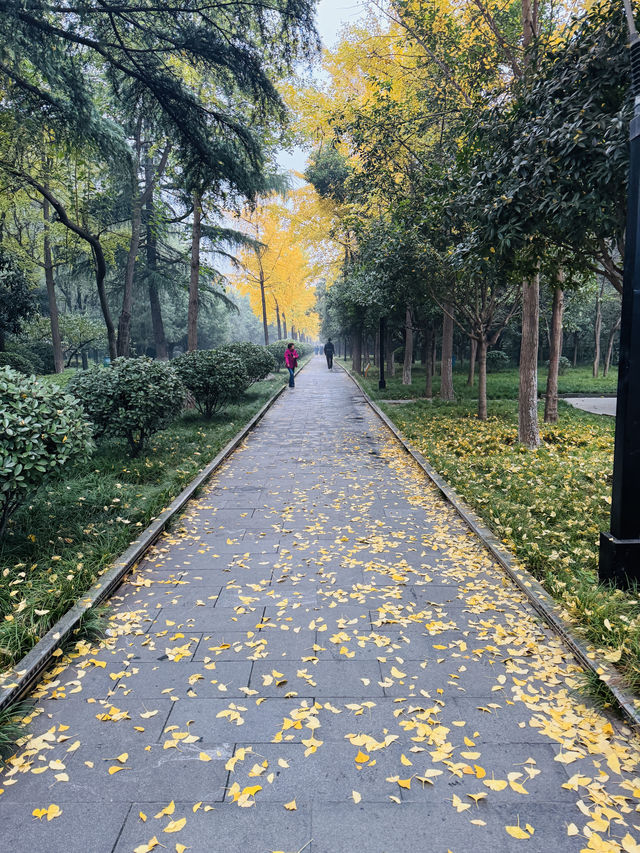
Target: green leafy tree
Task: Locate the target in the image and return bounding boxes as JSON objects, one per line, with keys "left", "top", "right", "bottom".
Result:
{"left": 0, "top": 246, "right": 36, "bottom": 351}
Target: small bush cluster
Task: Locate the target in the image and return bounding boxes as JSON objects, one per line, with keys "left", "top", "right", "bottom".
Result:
{"left": 173, "top": 349, "right": 249, "bottom": 418}
{"left": 486, "top": 349, "right": 511, "bottom": 372}
{"left": 69, "top": 357, "right": 185, "bottom": 455}
{"left": 222, "top": 342, "right": 276, "bottom": 384}
{"left": 0, "top": 366, "right": 94, "bottom": 537}
{"left": 0, "top": 351, "right": 35, "bottom": 375}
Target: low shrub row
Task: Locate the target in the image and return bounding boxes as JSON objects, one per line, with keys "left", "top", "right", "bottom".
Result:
{"left": 0, "top": 341, "right": 288, "bottom": 541}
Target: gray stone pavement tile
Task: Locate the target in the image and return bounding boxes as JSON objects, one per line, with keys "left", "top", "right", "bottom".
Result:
{"left": 310, "top": 802, "right": 586, "bottom": 853}
{"left": 110, "top": 660, "right": 253, "bottom": 699}
{"left": 0, "top": 802, "right": 130, "bottom": 853}
{"left": 250, "top": 660, "right": 384, "bottom": 698}
{"left": 191, "top": 632, "right": 266, "bottom": 662}
{"left": 3, "top": 743, "right": 230, "bottom": 804}
{"left": 165, "top": 697, "right": 317, "bottom": 744}
{"left": 225, "top": 742, "right": 409, "bottom": 804}
{"left": 25, "top": 697, "right": 174, "bottom": 746}
{"left": 114, "top": 802, "right": 313, "bottom": 853}
{"left": 148, "top": 606, "right": 267, "bottom": 632}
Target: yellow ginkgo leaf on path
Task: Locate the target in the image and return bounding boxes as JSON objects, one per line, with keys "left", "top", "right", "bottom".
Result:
{"left": 176, "top": 845, "right": 189, "bottom": 853}
{"left": 467, "top": 792, "right": 487, "bottom": 806}
{"left": 471, "top": 819, "right": 487, "bottom": 826}
{"left": 505, "top": 825, "right": 531, "bottom": 839}
{"left": 452, "top": 794, "right": 470, "bottom": 813}
{"left": 390, "top": 667, "right": 406, "bottom": 679}
{"left": 483, "top": 778, "right": 508, "bottom": 791}
{"left": 622, "top": 834, "right": 640, "bottom": 853}
{"left": 140, "top": 710, "right": 158, "bottom": 719}
{"left": 284, "top": 800, "right": 297, "bottom": 811}
{"left": 155, "top": 801, "right": 176, "bottom": 818}
{"left": 134, "top": 838, "right": 160, "bottom": 853}
{"left": 164, "top": 817, "right": 187, "bottom": 834}
{"left": 192, "top": 803, "right": 202, "bottom": 813}
{"left": 199, "top": 752, "right": 212, "bottom": 762}
{"left": 354, "top": 750, "right": 370, "bottom": 764}
{"left": 139, "top": 811, "right": 147, "bottom": 822}
{"left": 567, "top": 824, "right": 579, "bottom": 837}
{"left": 352, "top": 791, "right": 362, "bottom": 804}
{"left": 400, "top": 754, "right": 413, "bottom": 766}
{"left": 397, "top": 778, "right": 412, "bottom": 789}
{"left": 108, "top": 766, "right": 124, "bottom": 775}
{"left": 278, "top": 759, "right": 290, "bottom": 768}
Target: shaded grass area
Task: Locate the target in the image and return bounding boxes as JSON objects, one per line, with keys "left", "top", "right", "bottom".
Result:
{"left": 372, "top": 393, "right": 640, "bottom": 694}
{"left": 0, "top": 375, "right": 286, "bottom": 671}
{"left": 343, "top": 358, "right": 618, "bottom": 401}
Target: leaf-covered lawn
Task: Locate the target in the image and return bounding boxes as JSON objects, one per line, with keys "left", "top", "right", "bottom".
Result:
{"left": 383, "top": 397, "right": 640, "bottom": 692}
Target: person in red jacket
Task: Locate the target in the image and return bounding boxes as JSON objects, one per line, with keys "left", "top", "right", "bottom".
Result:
{"left": 284, "top": 342, "right": 299, "bottom": 388}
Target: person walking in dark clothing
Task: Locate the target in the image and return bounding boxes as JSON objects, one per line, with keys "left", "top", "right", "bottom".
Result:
{"left": 324, "top": 338, "right": 335, "bottom": 370}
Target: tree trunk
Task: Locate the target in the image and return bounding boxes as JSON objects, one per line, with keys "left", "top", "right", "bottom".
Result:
{"left": 259, "top": 267, "right": 269, "bottom": 346}
{"left": 477, "top": 336, "right": 488, "bottom": 421}
{"left": 518, "top": 274, "right": 541, "bottom": 448}
{"left": 402, "top": 305, "right": 413, "bottom": 385}
{"left": 593, "top": 280, "right": 604, "bottom": 378}
{"left": 352, "top": 326, "right": 362, "bottom": 374}
{"left": 117, "top": 192, "right": 142, "bottom": 357}
{"left": 146, "top": 182, "right": 167, "bottom": 360}
{"left": 440, "top": 302, "right": 455, "bottom": 401}
{"left": 603, "top": 315, "right": 621, "bottom": 376}
{"left": 282, "top": 313, "right": 288, "bottom": 339}
{"left": 374, "top": 327, "right": 379, "bottom": 368}
{"left": 544, "top": 281, "right": 564, "bottom": 424}
{"left": 573, "top": 331, "right": 579, "bottom": 367}
{"left": 187, "top": 192, "right": 201, "bottom": 352}
{"left": 424, "top": 320, "right": 434, "bottom": 398}
{"left": 387, "top": 326, "right": 395, "bottom": 377}
{"left": 274, "top": 300, "right": 282, "bottom": 340}
{"left": 467, "top": 337, "right": 477, "bottom": 386}
{"left": 42, "top": 197, "right": 63, "bottom": 372}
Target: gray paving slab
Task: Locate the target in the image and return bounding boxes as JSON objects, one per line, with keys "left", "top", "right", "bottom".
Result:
{"left": 1, "top": 357, "right": 639, "bottom": 853}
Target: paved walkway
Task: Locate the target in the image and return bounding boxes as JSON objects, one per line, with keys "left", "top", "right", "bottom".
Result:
{"left": 1, "top": 356, "right": 639, "bottom": 853}
{"left": 564, "top": 397, "right": 617, "bottom": 417}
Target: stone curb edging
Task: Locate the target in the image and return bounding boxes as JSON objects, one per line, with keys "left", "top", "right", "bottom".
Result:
{"left": 0, "top": 362, "right": 306, "bottom": 715}
{"left": 338, "top": 363, "right": 640, "bottom": 730}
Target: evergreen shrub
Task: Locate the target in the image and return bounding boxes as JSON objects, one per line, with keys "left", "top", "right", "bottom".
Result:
{"left": 173, "top": 349, "right": 248, "bottom": 418}
{"left": 0, "top": 366, "right": 93, "bottom": 537}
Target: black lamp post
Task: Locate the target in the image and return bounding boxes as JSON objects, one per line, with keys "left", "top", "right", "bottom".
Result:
{"left": 598, "top": 0, "right": 640, "bottom": 586}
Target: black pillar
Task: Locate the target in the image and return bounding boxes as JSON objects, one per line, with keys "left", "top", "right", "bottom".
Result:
{"left": 379, "top": 316, "right": 386, "bottom": 390}
{"left": 599, "top": 33, "right": 640, "bottom": 586}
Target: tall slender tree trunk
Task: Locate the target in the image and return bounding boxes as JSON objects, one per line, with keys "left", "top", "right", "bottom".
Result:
{"left": 42, "top": 196, "right": 63, "bottom": 372}
{"left": 477, "top": 336, "right": 488, "bottom": 421}
{"left": 145, "top": 181, "right": 167, "bottom": 360}
{"left": 118, "top": 192, "right": 142, "bottom": 357}
{"left": 603, "top": 315, "right": 621, "bottom": 376}
{"left": 259, "top": 267, "right": 269, "bottom": 346}
{"left": 544, "top": 279, "right": 564, "bottom": 424}
{"left": 352, "top": 325, "right": 362, "bottom": 374}
{"left": 274, "top": 299, "right": 282, "bottom": 340}
{"left": 593, "top": 280, "right": 604, "bottom": 378}
{"left": 424, "top": 320, "right": 434, "bottom": 398}
{"left": 573, "top": 331, "right": 579, "bottom": 367}
{"left": 386, "top": 327, "right": 394, "bottom": 378}
{"left": 518, "top": 273, "right": 541, "bottom": 448}
{"left": 467, "top": 337, "right": 477, "bottom": 386}
{"left": 282, "top": 313, "right": 288, "bottom": 339}
{"left": 374, "top": 327, "right": 380, "bottom": 368}
{"left": 440, "top": 302, "right": 455, "bottom": 401}
{"left": 402, "top": 305, "right": 413, "bottom": 385}
{"left": 187, "top": 192, "right": 201, "bottom": 352}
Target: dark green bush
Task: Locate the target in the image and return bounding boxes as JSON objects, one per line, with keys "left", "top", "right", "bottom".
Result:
{"left": 69, "top": 357, "right": 185, "bottom": 455}
{"left": 486, "top": 350, "right": 511, "bottom": 372}
{"left": 173, "top": 349, "right": 249, "bottom": 418}
{"left": 0, "top": 366, "right": 94, "bottom": 537}
{"left": 221, "top": 342, "right": 276, "bottom": 384}
{"left": 0, "top": 351, "right": 36, "bottom": 375}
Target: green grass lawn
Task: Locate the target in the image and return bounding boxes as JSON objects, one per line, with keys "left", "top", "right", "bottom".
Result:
{"left": 342, "top": 358, "right": 618, "bottom": 401}
{"left": 0, "top": 373, "right": 288, "bottom": 671}
{"left": 341, "top": 361, "right": 640, "bottom": 697}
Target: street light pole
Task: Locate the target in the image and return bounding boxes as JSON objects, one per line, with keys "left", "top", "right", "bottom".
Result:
{"left": 379, "top": 316, "right": 387, "bottom": 389}
{"left": 599, "top": 3, "right": 640, "bottom": 586}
